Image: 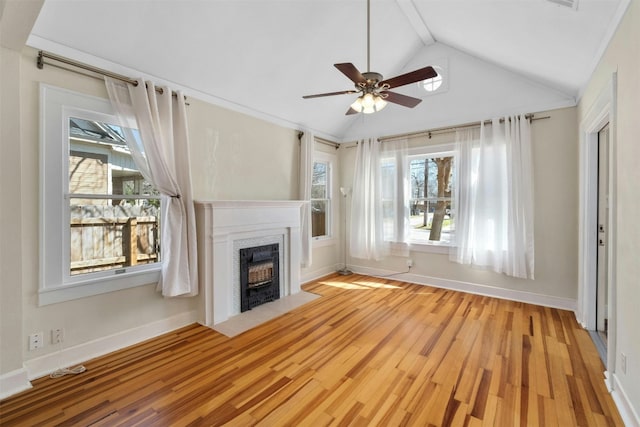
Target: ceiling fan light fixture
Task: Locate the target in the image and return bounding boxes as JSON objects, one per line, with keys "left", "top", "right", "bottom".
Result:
{"left": 351, "top": 93, "right": 387, "bottom": 114}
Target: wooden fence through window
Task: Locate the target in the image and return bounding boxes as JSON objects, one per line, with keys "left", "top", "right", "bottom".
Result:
{"left": 70, "top": 207, "right": 159, "bottom": 275}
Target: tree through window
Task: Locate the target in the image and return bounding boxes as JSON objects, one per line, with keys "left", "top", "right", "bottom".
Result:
{"left": 409, "top": 153, "right": 455, "bottom": 245}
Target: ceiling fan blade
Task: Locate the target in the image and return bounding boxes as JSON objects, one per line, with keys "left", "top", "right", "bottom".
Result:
{"left": 382, "top": 91, "right": 423, "bottom": 108}
{"left": 346, "top": 107, "right": 359, "bottom": 115}
{"left": 380, "top": 66, "right": 437, "bottom": 89}
{"left": 335, "top": 63, "right": 366, "bottom": 85}
{"left": 303, "top": 90, "right": 359, "bottom": 99}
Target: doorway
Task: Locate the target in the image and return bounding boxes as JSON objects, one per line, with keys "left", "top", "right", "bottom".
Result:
{"left": 579, "top": 73, "right": 617, "bottom": 380}
{"left": 592, "top": 124, "right": 610, "bottom": 361}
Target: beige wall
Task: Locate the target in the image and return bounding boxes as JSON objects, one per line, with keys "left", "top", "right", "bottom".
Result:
{"left": 0, "top": 46, "right": 338, "bottom": 377}
{"left": 578, "top": 0, "right": 640, "bottom": 417}
{"left": 0, "top": 45, "right": 25, "bottom": 375}
{"left": 16, "top": 47, "right": 197, "bottom": 364}
{"left": 340, "top": 106, "right": 579, "bottom": 301}
{"left": 188, "top": 98, "right": 298, "bottom": 201}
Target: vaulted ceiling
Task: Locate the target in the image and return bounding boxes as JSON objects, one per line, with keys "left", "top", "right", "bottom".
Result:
{"left": 27, "top": 0, "right": 628, "bottom": 141}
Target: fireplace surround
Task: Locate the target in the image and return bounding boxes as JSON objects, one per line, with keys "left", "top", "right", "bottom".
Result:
{"left": 195, "top": 200, "right": 304, "bottom": 326}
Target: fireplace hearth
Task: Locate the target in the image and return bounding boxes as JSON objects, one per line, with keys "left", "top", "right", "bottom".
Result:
{"left": 240, "top": 243, "right": 280, "bottom": 311}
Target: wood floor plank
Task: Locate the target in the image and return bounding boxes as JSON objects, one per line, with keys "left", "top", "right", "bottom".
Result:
{"left": 0, "top": 273, "right": 624, "bottom": 426}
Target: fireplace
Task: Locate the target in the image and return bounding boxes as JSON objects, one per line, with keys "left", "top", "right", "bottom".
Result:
{"left": 195, "top": 200, "right": 304, "bottom": 326}
{"left": 240, "top": 243, "right": 280, "bottom": 311}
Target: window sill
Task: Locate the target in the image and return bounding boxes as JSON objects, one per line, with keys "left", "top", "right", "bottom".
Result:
{"left": 409, "top": 242, "right": 452, "bottom": 255}
{"left": 39, "top": 268, "right": 160, "bottom": 306}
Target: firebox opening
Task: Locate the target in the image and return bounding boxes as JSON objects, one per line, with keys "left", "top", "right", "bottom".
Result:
{"left": 239, "top": 243, "right": 280, "bottom": 312}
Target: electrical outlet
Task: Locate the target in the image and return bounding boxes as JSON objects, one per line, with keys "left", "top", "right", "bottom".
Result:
{"left": 406, "top": 259, "right": 413, "bottom": 268}
{"left": 621, "top": 353, "right": 627, "bottom": 374}
{"left": 51, "top": 328, "right": 64, "bottom": 344}
{"left": 28, "top": 332, "right": 44, "bottom": 351}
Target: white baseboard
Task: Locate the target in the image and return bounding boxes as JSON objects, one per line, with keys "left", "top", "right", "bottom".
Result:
{"left": 23, "top": 310, "right": 197, "bottom": 382}
{"left": 350, "top": 265, "right": 577, "bottom": 311}
{"left": 0, "top": 368, "right": 32, "bottom": 400}
{"left": 301, "top": 263, "right": 342, "bottom": 285}
{"left": 612, "top": 374, "right": 640, "bottom": 427}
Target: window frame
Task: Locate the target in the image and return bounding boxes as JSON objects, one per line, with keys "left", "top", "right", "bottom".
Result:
{"left": 406, "top": 143, "right": 457, "bottom": 253}
{"left": 40, "top": 84, "right": 160, "bottom": 306}
{"left": 310, "top": 150, "right": 337, "bottom": 247}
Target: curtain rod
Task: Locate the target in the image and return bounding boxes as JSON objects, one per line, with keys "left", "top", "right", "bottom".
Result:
{"left": 37, "top": 50, "right": 187, "bottom": 101}
{"left": 297, "top": 132, "right": 340, "bottom": 150}
{"left": 379, "top": 114, "right": 549, "bottom": 142}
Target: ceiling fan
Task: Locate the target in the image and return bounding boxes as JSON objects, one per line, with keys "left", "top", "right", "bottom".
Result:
{"left": 302, "top": 0, "right": 437, "bottom": 115}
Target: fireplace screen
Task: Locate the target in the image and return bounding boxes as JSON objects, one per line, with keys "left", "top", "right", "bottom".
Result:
{"left": 239, "top": 243, "right": 280, "bottom": 311}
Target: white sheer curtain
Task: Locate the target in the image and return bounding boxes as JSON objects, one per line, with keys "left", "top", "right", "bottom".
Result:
{"left": 381, "top": 139, "right": 410, "bottom": 256}
{"left": 451, "top": 115, "right": 534, "bottom": 279}
{"left": 299, "top": 132, "right": 314, "bottom": 267}
{"left": 349, "top": 138, "right": 409, "bottom": 260}
{"left": 105, "top": 77, "right": 198, "bottom": 296}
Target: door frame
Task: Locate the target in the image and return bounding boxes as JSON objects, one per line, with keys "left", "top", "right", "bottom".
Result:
{"left": 578, "top": 72, "right": 617, "bottom": 387}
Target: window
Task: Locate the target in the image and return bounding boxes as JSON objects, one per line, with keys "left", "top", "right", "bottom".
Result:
{"left": 40, "top": 85, "right": 161, "bottom": 305}
{"left": 68, "top": 117, "right": 161, "bottom": 276}
{"left": 418, "top": 63, "right": 448, "bottom": 95}
{"left": 311, "top": 159, "right": 331, "bottom": 239}
{"left": 421, "top": 73, "right": 443, "bottom": 92}
{"left": 408, "top": 146, "right": 455, "bottom": 247}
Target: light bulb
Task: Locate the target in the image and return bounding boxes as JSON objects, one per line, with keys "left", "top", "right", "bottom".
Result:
{"left": 350, "top": 97, "right": 364, "bottom": 112}
{"left": 374, "top": 96, "right": 387, "bottom": 111}
{"left": 362, "top": 93, "right": 375, "bottom": 109}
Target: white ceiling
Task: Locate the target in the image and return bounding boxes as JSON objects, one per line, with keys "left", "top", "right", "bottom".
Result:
{"left": 28, "top": 0, "right": 627, "bottom": 141}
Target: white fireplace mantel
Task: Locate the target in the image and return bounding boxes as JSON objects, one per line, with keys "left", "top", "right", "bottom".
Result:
{"left": 195, "top": 200, "right": 304, "bottom": 326}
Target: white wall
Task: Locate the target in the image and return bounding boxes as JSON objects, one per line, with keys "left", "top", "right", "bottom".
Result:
{"left": 341, "top": 106, "right": 579, "bottom": 306}
{"left": 578, "top": 0, "right": 640, "bottom": 422}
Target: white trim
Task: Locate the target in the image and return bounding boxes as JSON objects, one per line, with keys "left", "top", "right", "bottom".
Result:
{"left": 577, "top": 73, "right": 617, "bottom": 376}
{"left": 23, "top": 310, "right": 197, "bottom": 381}
{"left": 301, "top": 263, "right": 343, "bottom": 285}
{"left": 0, "top": 368, "right": 32, "bottom": 400}
{"left": 350, "top": 264, "right": 577, "bottom": 311}
{"left": 611, "top": 373, "right": 640, "bottom": 427}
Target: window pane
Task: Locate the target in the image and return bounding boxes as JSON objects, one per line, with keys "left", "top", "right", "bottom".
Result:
{"left": 409, "top": 155, "right": 455, "bottom": 245}
{"left": 311, "top": 200, "right": 328, "bottom": 238}
{"left": 68, "top": 117, "right": 160, "bottom": 275}
{"left": 311, "top": 161, "right": 327, "bottom": 198}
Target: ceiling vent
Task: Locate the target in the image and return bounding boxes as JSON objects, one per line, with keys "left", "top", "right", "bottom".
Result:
{"left": 546, "top": 0, "right": 579, "bottom": 10}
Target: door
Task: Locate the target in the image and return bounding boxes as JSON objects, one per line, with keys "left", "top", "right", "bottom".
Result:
{"left": 596, "top": 123, "right": 609, "bottom": 345}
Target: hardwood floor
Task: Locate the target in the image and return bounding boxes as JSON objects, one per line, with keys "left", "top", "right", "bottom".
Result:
{"left": 0, "top": 274, "right": 623, "bottom": 426}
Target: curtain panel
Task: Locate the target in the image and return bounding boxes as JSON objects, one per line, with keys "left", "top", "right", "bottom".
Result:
{"left": 349, "top": 138, "right": 409, "bottom": 260}
{"left": 451, "top": 115, "right": 534, "bottom": 279}
{"left": 105, "top": 77, "right": 198, "bottom": 296}
{"left": 299, "top": 132, "right": 314, "bottom": 267}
